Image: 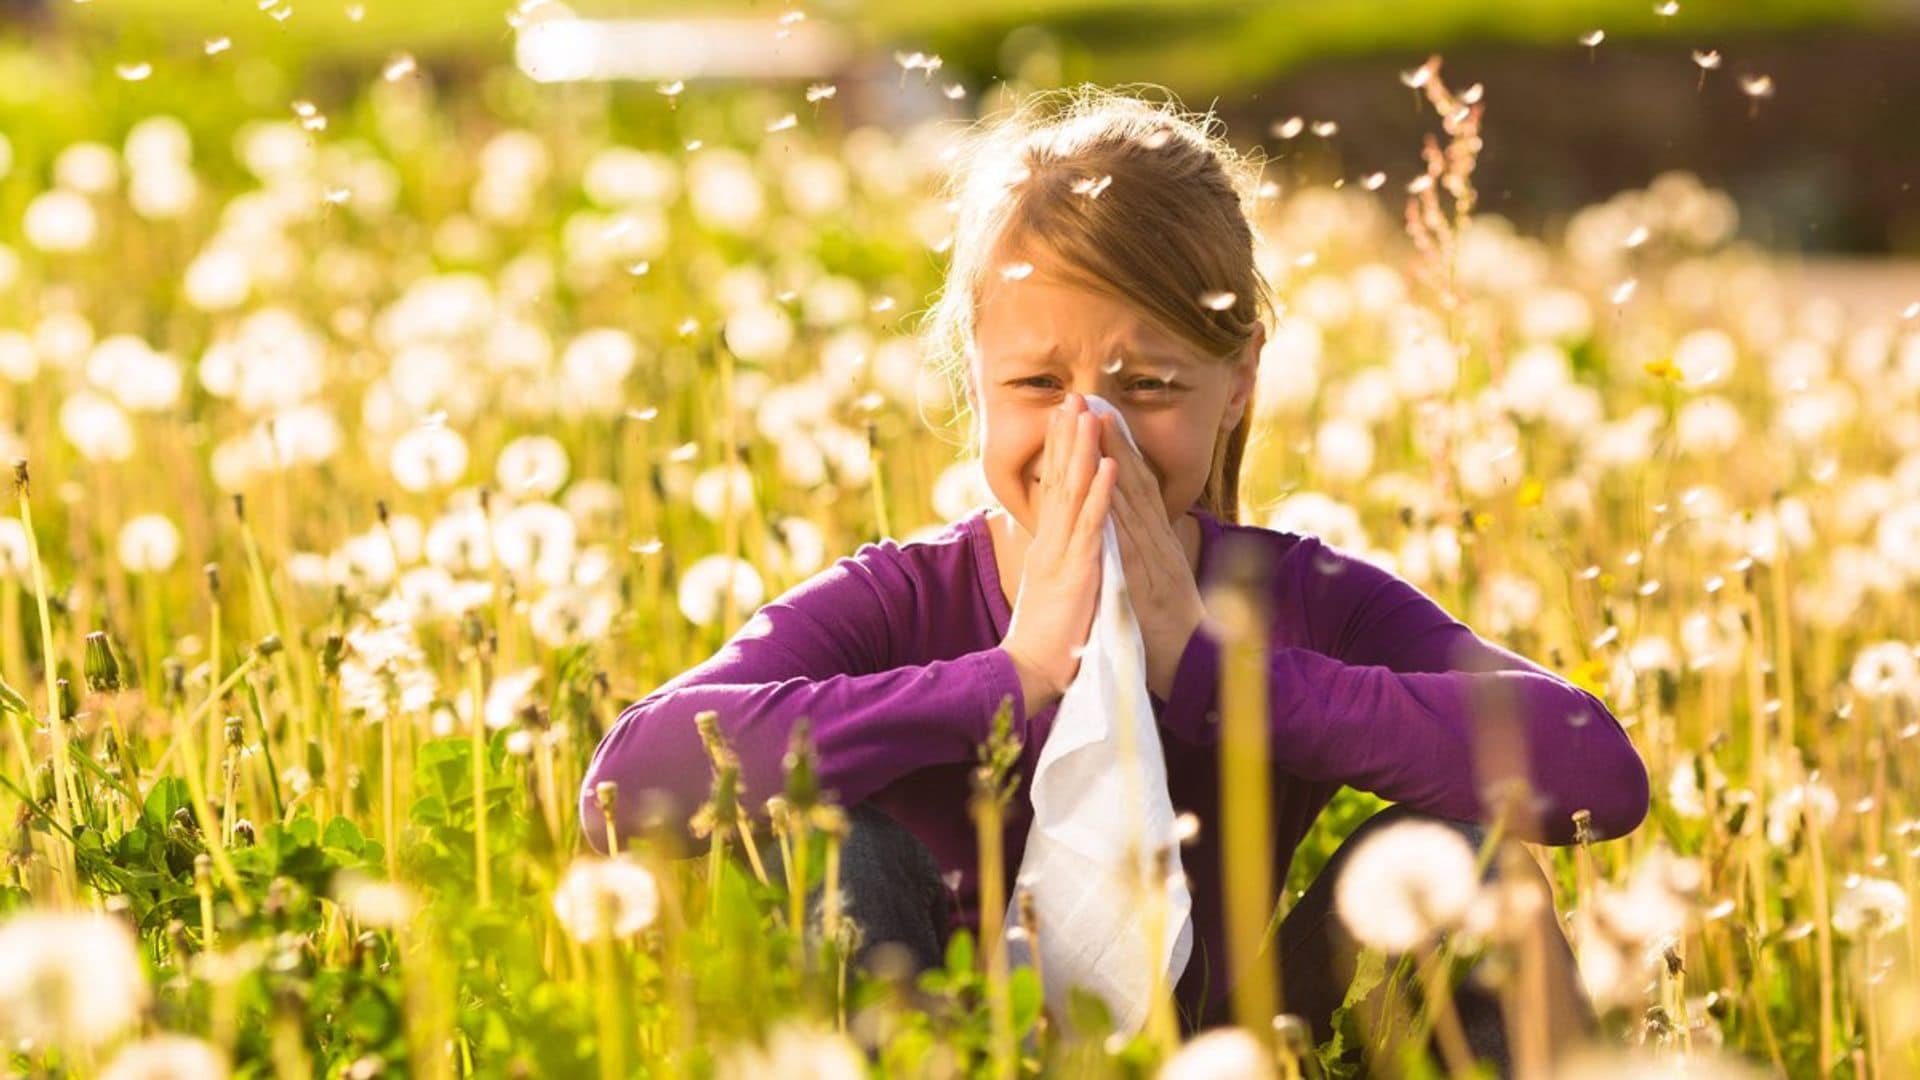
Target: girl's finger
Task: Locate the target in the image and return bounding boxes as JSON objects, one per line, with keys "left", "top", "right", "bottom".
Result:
{"left": 1074, "top": 457, "right": 1116, "bottom": 551}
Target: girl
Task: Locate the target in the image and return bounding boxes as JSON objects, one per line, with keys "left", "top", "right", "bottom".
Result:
{"left": 581, "top": 86, "right": 1650, "bottom": 1063}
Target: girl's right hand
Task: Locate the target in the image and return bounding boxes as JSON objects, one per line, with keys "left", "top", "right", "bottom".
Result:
{"left": 999, "top": 393, "right": 1117, "bottom": 715}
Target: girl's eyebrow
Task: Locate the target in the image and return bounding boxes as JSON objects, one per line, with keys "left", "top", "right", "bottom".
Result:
{"left": 1002, "top": 345, "right": 1191, "bottom": 370}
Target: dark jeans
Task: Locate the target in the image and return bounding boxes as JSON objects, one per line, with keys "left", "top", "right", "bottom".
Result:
{"left": 757, "top": 801, "right": 1596, "bottom": 1074}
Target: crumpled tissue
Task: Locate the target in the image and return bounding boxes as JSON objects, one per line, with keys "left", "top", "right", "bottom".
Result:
{"left": 1001, "top": 393, "right": 1193, "bottom": 1037}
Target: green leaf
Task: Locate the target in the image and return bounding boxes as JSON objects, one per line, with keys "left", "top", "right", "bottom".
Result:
{"left": 1009, "top": 966, "right": 1043, "bottom": 1035}
{"left": 143, "top": 776, "right": 191, "bottom": 830}
{"left": 323, "top": 815, "right": 365, "bottom": 854}
{"left": 944, "top": 928, "right": 975, "bottom": 976}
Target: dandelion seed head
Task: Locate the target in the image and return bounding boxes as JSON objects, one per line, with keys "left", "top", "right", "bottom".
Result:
{"left": 100, "top": 1035, "right": 229, "bottom": 1080}
{"left": 1333, "top": 820, "right": 1480, "bottom": 952}
{"left": 552, "top": 857, "right": 660, "bottom": 943}
{"left": 0, "top": 910, "right": 149, "bottom": 1051}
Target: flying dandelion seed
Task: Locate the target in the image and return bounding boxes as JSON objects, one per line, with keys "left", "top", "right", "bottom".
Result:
{"left": 1579, "top": 29, "right": 1606, "bottom": 49}
{"left": 1655, "top": 1, "right": 1679, "bottom": 15}
{"left": 1200, "top": 291, "right": 1237, "bottom": 311}
{"left": 1407, "top": 174, "right": 1434, "bottom": 195}
{"left": 766, "top": 113, "right": 798, "bottom": 133}
{"left": 1691, "top": 48, "right": 1722, "bottom": 92}
{"left": 870, "top": 295, "right": 895, "bottom": 313}
{"left": 1310, "top": 120, "right": 1339, "bottom": 137}
{"left": 382, "top": 53, "right": 418, "bottom": 81}
{"left": 116, "top": 62, "right": 153, "bottom": 81}
{"left": 805, "top": 83, "right": 836, "bottom": 103}
{"left": 1069, "top": 173, "right": 1112, "bottom": 198}
{"left": 323, "top": 187, "right": 350, "bottom": 206}
{"left": 1611, "top": 278, "right": 1638, "bottom": 305}
{"left": 998, "top": 261, "right": 1034, "bottom": 281}
{"left": 345, "top": 2, "right": 363, "bottom": 19}
{"left": 624, "top": 260, "right": 650, "bottom": 276}
{"left": 292, "top": 101, "right": 326, "bottom": 133}
{"left": 1271, "top": 116, "right": 1304, "bottom": 139}
{"left": 1902, "top": 301, "right": 1919, "bottom": 320}
{"left": 943, "top": 83, "right": 966, "bottom": 100}
{"left": 1460, "top": 83, "right": 1484, "bottom": 105}
{"left": 1362, "top": 171, "right": 1387, "bottom": 191}
{"left": 1399, "top": 64, "right": 1433, "bottom": 90}
{"left": 203, "top": 37, "right": 230, "bottom": 55}
{"left": 1101, "top": 356, "right": 1124, "bottom": 374}
{"left": 1740, "top": 73, "right": 1775, "bottom": 118}
{"left": 270, "top": 5, "right": 292, "bottom": 21}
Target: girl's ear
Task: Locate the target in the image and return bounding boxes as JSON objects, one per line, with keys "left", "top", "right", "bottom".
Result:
{"left": 1222, "top": 323, "right": 1265, "bottom": 432}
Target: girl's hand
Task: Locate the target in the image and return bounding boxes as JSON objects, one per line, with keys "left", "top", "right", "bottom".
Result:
{"left": 1095, "top": 411, "right": 1208, "bottom": 703}
{"left": 999, "top": 394, "right": 1119, "bottom": 715}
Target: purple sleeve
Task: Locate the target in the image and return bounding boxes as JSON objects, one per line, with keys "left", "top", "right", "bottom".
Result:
{"left": 1160, "top": 535, "right": 1649, "bottom": 845}
{"left": 578, "top": 545, "right": 1028, "bottom": 853}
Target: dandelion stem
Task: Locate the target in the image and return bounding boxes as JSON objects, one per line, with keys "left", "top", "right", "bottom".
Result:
{"left": 15, "top": 462, "right": 80, "bottom": 896}
{"left": 467, "top": 653, "right": 492, "bottom": 907}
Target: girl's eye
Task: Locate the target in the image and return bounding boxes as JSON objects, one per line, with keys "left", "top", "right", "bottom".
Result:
{"left": 1014, "top": 376, "right": 1178, "bottom": 395}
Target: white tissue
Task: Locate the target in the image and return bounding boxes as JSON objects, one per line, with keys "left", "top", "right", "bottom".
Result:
{"left": 1001, "top": 394, "right": 1193, "bottom": 1037}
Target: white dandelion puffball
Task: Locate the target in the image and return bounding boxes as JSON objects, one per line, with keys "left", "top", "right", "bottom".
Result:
{"left": 1849, "top": 640, "right": 1919, "bottom": 700}
{"left": 715, "top": 1021, "right": 868, "bottom": 1080}
{"left": 334, "top": 871, "right": 418, "bottom": 929}
{"left": 931, "top": 461, "right": 992, "bottom": 522}
{"left": 389, "top": 426, "right": 468, "bottom": 492}
{"left": 1832, "top": 876, "right": 1908, "bottom": 938}
{"left": 118, "top": 514, "right": 182, "bottom": 573}
{"left": 677, "top": 554, "right": 766, "bottom": 628}
{"left": 722, "top": 302, "right": 795, "bottom": 363}
{"left": 1333, "top": 820, "right": 1482, "bottom": 953}
{"left": 1312, "top": 416, "right": 1375, "bottom": 485}
{"left": 1156, "top": 1027, "right": 1276, "bottom": 1080}
{"left": 23, "top": 190, "right": 98, "bottom": 253}
{"left": 495, "top": 434, "right": 570, "bottom": 497}
{"left": 88, "top": 335, "right": 183, "bottom": 413}
{"left": 0, "top": 910, "right": 150, "bottom": 1051}
{"left": 101, "top": 1035, "right": 229, "bottom": 1080}
{"left": 560, "top": 328, "right": 638, "bottom": 394}
{"left": 1673, "top": 328, "right": 1738, "bottom": 389}
{"left": 1766, "top": 782, "right": 1839, "bottom": 848}
{"left": 60, "top": 389, "right": 136, "bottom": 462}
{"left": 552, "top": 857, "right": 661, "bottom": 943}
{"left": 184, "top": 247, "right": 252, "bottom": 312}
{"left": 690, "top": 463, "right": 758, "bottom": 523}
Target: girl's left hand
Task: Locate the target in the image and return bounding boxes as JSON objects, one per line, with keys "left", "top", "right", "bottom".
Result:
{"left": 1094, "top": 412, "right": 1208, "bottom": 703}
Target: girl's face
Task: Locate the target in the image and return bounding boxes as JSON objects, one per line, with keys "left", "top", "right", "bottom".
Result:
{"left": 967, "top": 245, "right": 1264, "bottom": 537}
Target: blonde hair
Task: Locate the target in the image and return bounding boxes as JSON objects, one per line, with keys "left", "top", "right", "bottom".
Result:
{"left": 918, "top": 84, "right": 1277, "bottom": 524}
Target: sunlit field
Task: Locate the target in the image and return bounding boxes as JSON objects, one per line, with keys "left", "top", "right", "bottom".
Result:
{"left": 1, "top": 14, "right": 1917, "bottom": 1079}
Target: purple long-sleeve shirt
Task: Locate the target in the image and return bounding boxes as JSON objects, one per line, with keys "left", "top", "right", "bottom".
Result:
{"left": 581, "top": 505, "right": 1649, "bottom": 1031}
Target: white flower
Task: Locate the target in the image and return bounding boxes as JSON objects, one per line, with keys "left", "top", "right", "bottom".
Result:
{"left": 1312, "top": 417, "right": 1374, "bottom": 485}
{"left": 528, "top": 585, "right": 615, "bottom": 647}
{"left": 552, "top": 856, "right": 660, "bottom": 942}
{"left": 722, "top": 302, "right": 794, "bottom": 363}
{"left": 60, "top": 389, "right": 135, "bottom": 462}
{"left": 118, "top": 514, "right": 182, "bottom": 573}
{"left": 1592, "top": 847, "right": 1700, "bottom": 944}
{"left": 1766, "top": 782, "right": 1839, "bottom": 848}
{"left": 1849, "top": 641, "right": 1919, "bottom": 700}
{"left": 715, "top": 1021, "right": 867, "bottom": 1080}
{"left": 1333, "top": 820, "right": 1482, "bottom": 953}
{"left": 687, "top": 148, "right": 764, "bottom": 233}
{"left": 483, "top": 667, "right": 542, "bottom": 730}
{"left": 0, "top": 910, "right": 149, "bottom": 1051}
{"left": 184, "top": 247, "right": 252, "bottom": 311}
{"left": 88, "top": 335, "right": 182, "bottom": 413}
{"left": 1673, "top": 328, "right": 1738, "bottom": 389}
{"left": 1832, "top": 876, "right": 1908, "bottom": 938}
{"left": 677, "top": 554, "right": 766, "bottom": 628}
{"left": 690, "top": 464, "right": 758, "bottom": 524}
{"left": 1156, "top": 1027, "right": 1275, "bottom": 1080}
{"left": 24, "top": 190, "right": 98, "bottom": 252}
{"left": 389, "top": 427, "right": 468, "bottom": 492}
{"left": 495, "top": 434, "right": 570, "bottom": 498}
{"left": 560, "top": 328, "right": 637, "bottom": 394}
{"left": 101, "top": 1035, "right": 228, "bottom": 1080}
{"left": 334, "top": 871, "right": 418, "bottom": 929}
{"left": 494, "top": 501, "right": 577, "bottom": 587}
